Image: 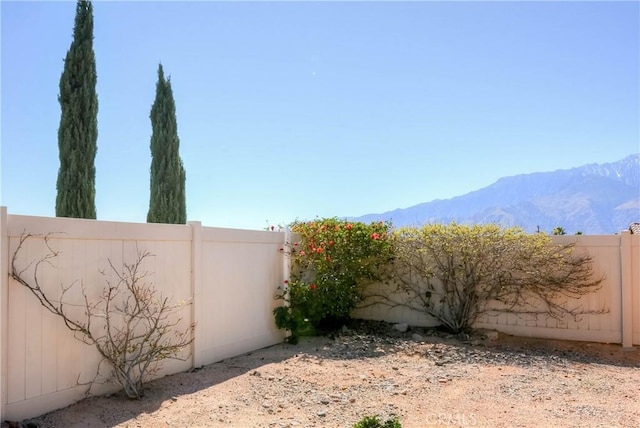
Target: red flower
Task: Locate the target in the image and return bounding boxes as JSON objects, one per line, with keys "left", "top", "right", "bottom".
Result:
{"left": 346, "top": 223, "right": 353, "bottom": 230}
{"left": 299, "top": 250, "right": 305, "bottom": 256}
{"left": 309, "top": 284, "right": 317, "bottom": 290}
{"left": 316, "top": 247, "right": 323, "bottom": 254}
{"left": 284, "top": 279, "right": 289, "bottom": 284}
{"left": 371, "top": 232, "right": 380, "bottom": 240}
{"left": 270, "top": 225, "right": 275, "bottom": 231}
{"left": 329, "top": 240, "right": 334, "bottom": 246}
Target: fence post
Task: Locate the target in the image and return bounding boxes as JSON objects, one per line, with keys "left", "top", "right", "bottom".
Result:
{"left": 0, "top": 207, "right": 8, "bottom": 421}
{"left": 620, "top": 230, "right": 633, "bottom": 348}
{"left": 189, "top": 221, "right": 203, "bottom": 367}
{"left": 283, "top": 228, "right": 291, "bottom": 286}
{"left": 280, "top": 229, "right": 292, "bottom": 341}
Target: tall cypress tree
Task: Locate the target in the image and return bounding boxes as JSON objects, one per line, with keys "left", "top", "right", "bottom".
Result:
{"left": 56, "top": 0, "right": 98, "bottom": 219}
{"left": 147, "top": 64, "right": 187, "bottom": 224}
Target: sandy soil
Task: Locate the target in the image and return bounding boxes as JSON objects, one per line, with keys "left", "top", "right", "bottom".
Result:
{"left": 13, "top": 321, "right": 640, "bottom": 428}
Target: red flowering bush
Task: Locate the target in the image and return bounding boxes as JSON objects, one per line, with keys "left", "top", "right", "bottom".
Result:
{"left": 274, "top": 218, "right": 393, "bottom": 342}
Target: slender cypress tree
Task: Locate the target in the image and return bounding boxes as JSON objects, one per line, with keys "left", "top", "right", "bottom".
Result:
{"left": 147, "top": 64, "right": 187, "bottom": 224}
{"left": 56, "top": 0, "right": 98, "bottom": 219}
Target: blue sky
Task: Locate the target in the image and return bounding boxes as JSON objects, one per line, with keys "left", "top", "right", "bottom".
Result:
{"left": 2, "top": 1, "right": 639, "bottom": 230}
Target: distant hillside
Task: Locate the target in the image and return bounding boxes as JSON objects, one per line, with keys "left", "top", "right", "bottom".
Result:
{"left": 351, "top": 154, "right": 640, "bottom": 234}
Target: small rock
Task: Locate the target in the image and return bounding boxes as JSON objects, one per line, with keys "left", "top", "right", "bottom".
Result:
{"left": 412, "top": 333, "right": 424, "bottom": 341}
{"left": 484, "top": 330, "right": 499, "bottom": 341}
{"left": 393, "top": 323, "right": 409, "bottom": 333}
{"left": 317, "top": 410, "right": 327, "bottom": 417}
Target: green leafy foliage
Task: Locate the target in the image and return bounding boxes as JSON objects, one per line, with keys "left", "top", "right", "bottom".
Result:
{"left": 56, "top": 0, "right": 98, "bottom": 219}
{"left": 147, "top": 64, "right": 187, "bottom": 224}
{"left": 353, "top": 415, "right": 402, "bottom": 428}
{"left": 274, "top": 218, "right": 393, "bottom": 341}
{"left": 552, "top": 226, "right": 567, "bottom": 235}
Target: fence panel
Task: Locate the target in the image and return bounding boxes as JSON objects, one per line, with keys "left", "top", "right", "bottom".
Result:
{"left": 475, "top": 235, "right": 623, "bottom": 343}
{"left": 198, "top": 227, "right": 285, "bottom": 366}
{"left": 632, "top": 235, "right": 640, "bottom": 345}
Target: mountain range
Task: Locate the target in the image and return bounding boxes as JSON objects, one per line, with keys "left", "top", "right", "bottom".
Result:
{"left": 351, "top": 154, "right": 640, "bottom": 235}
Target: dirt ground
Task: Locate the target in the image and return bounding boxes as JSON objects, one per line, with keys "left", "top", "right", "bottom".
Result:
{"left": 15, "top": 321, "right": 640, "bottom": 428}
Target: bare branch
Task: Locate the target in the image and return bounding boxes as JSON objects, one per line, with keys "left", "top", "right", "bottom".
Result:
{"left": 11, "top": 233, "right": 194, "bottom": 399}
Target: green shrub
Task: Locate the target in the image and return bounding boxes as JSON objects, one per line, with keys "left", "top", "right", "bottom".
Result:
{"left": 274, "top": 218, "right": 393, "bottom": 341}
{"left": 353, "top": 415, "right": 402, "bottom": 428}
{"left": 375, "top": 222, "right": 604, "bottom": 333}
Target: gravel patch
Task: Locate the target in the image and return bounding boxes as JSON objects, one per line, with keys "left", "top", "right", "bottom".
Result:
{"left": 11, "top": 320, "right": 640, "bottom": 428}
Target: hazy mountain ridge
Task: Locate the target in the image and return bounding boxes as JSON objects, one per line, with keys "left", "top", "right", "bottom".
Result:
{"left": 351, "top": 154, "right": 640, "bottom": 234}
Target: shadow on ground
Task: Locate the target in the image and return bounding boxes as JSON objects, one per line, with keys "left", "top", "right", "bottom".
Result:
{"left": 12, "top": 319, "right": 639, "bottom": 428}
{"left": 14, "top": 341, "right": 304, "bottom": 428}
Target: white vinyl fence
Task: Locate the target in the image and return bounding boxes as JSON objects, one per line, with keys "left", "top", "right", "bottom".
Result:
{"left": 1, "top": 206, "right": 638, "bottom": 422}
{"left": 0, "top": 208, "right": 286, "bottom": 421}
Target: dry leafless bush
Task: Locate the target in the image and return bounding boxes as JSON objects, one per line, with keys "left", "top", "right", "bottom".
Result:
{"left": 11, "top": 233, "right": 194, "bottom": 399}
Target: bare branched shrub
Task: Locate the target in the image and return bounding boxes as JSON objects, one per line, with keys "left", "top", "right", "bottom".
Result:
{"left": 363, "top": 223, "right": 605, "bottom": 333}
{"left": 11, "top": 233, "right": 194, "bottom": 399}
